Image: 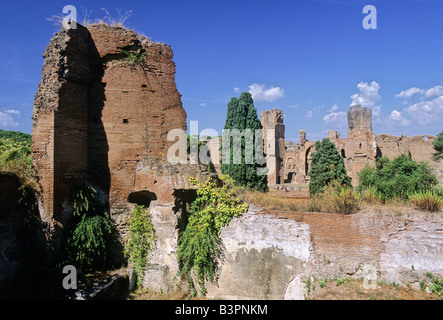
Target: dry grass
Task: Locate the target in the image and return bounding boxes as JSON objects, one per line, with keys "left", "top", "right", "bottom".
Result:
{"left": 128, "top": 278, "right": 442, "bottom": 300}
{"left": 46, "top": 7, "right": 133, "bottom": 31}
{"left": 241, "top": 185, "right": 361, "bottom": 214}
{"left": 240, "top": 189, "right": 310, "bottom": 212}
{"left": 409, "top": 191, "right": 443, "bottom": 212}
{"left": 359, "top": 187, "right": 383, "bottom": 205}
{"left": 128, "top": 289, "right": 209, "bottom": 300}
{"left": 241, "top": 185, "right": 443, "bottom": 216}
{"left": 306, "top": 278, "right": 442, "bottom": 300}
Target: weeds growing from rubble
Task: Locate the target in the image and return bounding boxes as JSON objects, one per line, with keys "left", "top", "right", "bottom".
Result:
{"left": 121, "top": 50, "right": 149, "bottom": 67}
{"left": 409, "top": 190, "right": 443, "bottom": 212}
{"left": 177, "top": 175, "right": 248, "bottom": 297}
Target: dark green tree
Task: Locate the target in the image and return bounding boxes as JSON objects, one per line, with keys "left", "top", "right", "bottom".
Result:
{"left": 220, "top": 92, "right": 267, "bottom": 192}
{"left": 432, "top": 130, "right": 443, "bottom": 161}
{"left": 308, "top": 138, "right": 351, "bottom": 196}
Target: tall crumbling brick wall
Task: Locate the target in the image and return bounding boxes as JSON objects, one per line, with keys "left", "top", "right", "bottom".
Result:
{"left": 32, "top": 24, "right": 187, "bottom": 255}
{"left": 260, "top": 109, "right": 285, "bottom": 185}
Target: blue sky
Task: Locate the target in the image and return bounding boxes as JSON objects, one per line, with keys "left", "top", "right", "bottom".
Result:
{"left": 0, "top": 0, "right": 442, "bottom": 142}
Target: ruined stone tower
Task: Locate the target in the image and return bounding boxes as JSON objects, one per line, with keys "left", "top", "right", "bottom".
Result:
{"left": 343, "top": 105, "right": 377, "bottom": 185}
{"left": 260, "top": 109, "right": 285, "bottom": 185}
{"left": 347, "top": 104, "right": 373, "bottom": 139}
{"left": 32, "top": 24, "right": 187, "bottom": 254}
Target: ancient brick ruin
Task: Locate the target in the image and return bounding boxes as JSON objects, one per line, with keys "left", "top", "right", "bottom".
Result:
{"left": 31, "top": 23, "right": 204, "bottom": 261}
{"left": 26, "top": 23, "right": 443, "bottom": 300}
{"left": 264, "top": 106, "right": 443, "bottom": 187}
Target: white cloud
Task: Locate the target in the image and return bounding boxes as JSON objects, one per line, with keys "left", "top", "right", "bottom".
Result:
{"left": 248, "top": 83, "right": 285, "bottom": 102}
{"left": 350, "top": 81, "right": 381, "bottom": 108}
{"left": 395, "top": 87, "right": 425, "bottom": 99}
{"left": 404, "top": 95, "right": 443, "bottom": 125}
{"left": 371, "top": 105, "right": 382, "bottom": 123}
{"left": 233, "top": 87, "right": 241, "bottom": 94}
{"left": 425, "top": 85, "right": 443, "bottom": 98}
{"left": 328, "top": 104, "right": 339, "bottom": 112}
{"left": 323, "top": 111, "right": 347, "bottom": 127}
{"left": 200, "top": 103, "right": 207, "bottom": 107}
{"left": 395, "top": 85, "right": 443, "bottom": 100}
{"left": 287, "top": 104, "right": 299, "bottom": 109}
{"left": 0, "top": 110, "right": 19, "bottom": 127}
{"left": 388, "top": 110, "right": 411, "bottom": 127}
{"left": 305, "top": 110, "right": 313, "bottom": 119}
{"left": 4, "top": 109, "right": 20, "bottom": 116}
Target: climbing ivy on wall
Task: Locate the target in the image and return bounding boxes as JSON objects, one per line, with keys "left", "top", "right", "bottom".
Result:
{"left": 125, "top": 205, "right": 157, "bottom": 287}
{"left": 177, "top": 175, "right": 249, "bottom": 297}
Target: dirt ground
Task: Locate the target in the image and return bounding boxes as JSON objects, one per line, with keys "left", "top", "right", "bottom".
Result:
{"left": 128, "top": 278, "right": 441, "bottom": 300}
{"left": 305, "top": 278, "right": 442, "bottom": 300}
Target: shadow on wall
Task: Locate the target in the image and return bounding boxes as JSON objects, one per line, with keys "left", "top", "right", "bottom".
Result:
{"left": 87, "top": 34, "right": 110, "bottom": 216}
{"left": 128, "top": 190, "right": 158, "bottom": 208}
{"left": 173, "top": 189, "right": 198, "bottom": 237}
{"left": 0, "top": 173, "right": 49, "bottom": 299}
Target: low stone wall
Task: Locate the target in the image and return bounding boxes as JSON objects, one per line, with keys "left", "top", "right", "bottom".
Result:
{"left": 205, "top": 206, "right": 314, "bottom": 300}
{"left": 142, "top": 203, "right": 443, "bottom": 300}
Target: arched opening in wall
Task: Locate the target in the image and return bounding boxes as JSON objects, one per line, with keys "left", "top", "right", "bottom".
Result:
{"left": 359, "top": 143, "right": 362, "bottom": 149}
{"left": 423, "top": 136, "right": 429, "bottom": 141}
{"left": 285, "top": 158, "right": 294, "bottom": 170}
{"left": 127, "top": 190, "right": 158, "bottom": 208}
{"left": 341, "top": 149, "right": 346, "bottom": 158}
{"left": 285, "top": 172, "right": 296, "bottom": 183}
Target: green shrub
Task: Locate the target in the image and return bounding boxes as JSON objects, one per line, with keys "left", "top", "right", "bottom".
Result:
{"left": 432, "top": 130, "right": 443, "bottom": 161}
{"left": 333, "top": 187, "right": 361, "bottom": 214}
{"left": 409, "top": 190, "right": 443, "bottom": 212}
{"left": 358, "top": 154, "right": 439, "bottom": 201}
{"left": 0, "top": 130, "right": 33, "bottom": 182}
{"left": 125, "top": 205, "right": 157, "bottom": 287}
{"left": 177, "top": 175, "right": 249, "bottom": 297}
{"left": 67, "top": 184, "right": 112, "bottom": 273}
{"left": 426, "top": 272, "right": 443, "bottom": 295}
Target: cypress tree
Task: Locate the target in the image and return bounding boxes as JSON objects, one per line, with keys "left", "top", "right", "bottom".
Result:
{"left": 308, "top": 138, "right": 351, "bottom": 195}
{"left": 221, "top": 92, "right": 267, "bottom": 191}
{"left": 432, "top": 130, "right": 443, "bottom": 161}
